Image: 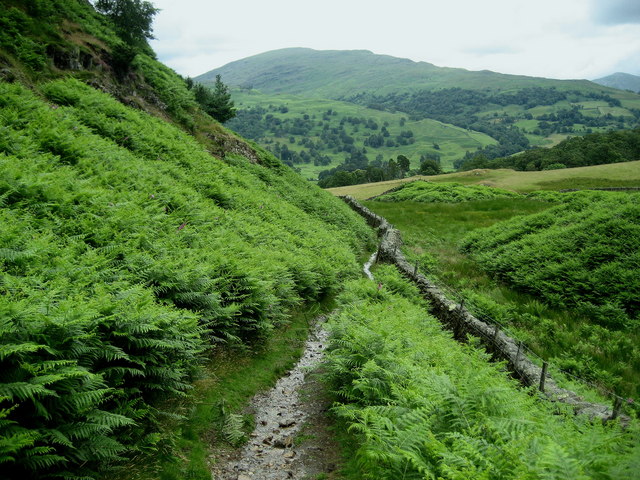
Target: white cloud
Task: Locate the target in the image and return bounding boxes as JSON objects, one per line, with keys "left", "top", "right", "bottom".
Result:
{"left": 149, "top": 0, "right": 640, "bottom": 79}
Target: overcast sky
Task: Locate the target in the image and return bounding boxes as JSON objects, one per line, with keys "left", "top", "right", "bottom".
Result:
{"left": 149, "top": 0, "right": 640, "bottom": 80}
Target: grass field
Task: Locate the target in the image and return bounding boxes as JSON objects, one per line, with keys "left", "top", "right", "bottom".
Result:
{"left": 230, "top": 89, "right": 497, "bottom": 176}
{"left": 327, "top": 160, "right": 640, "bottom": 199}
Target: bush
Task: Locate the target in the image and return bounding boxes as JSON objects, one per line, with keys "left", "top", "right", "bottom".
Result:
{"left": 374, "top": 181, "right": 520, "bottom": 203}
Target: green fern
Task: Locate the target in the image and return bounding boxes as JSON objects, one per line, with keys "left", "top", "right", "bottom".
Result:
{"left": 222, "top": 413, "right": 246, "bottom": 447}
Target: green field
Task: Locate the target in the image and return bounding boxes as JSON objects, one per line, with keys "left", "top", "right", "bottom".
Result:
{"left": 228, "top": 89, "right": 497, "bottom": 177}
{"left": 328, "top": 160, "right": 640, "bottom": 199}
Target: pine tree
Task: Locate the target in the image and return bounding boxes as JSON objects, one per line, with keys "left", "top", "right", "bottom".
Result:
{"left": 188, "top": 76, "right": 236, "bottom": 124}
{"left": 208, "top": 75, "right": 236, "bottom": 124}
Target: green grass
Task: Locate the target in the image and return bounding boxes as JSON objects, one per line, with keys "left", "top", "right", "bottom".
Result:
{"left": 363, "top": 196, "right": 640, "bottom": 401}
{"left": 328, "top": 160, "right": 640, "bottom": 199}
{"left": 373, "top": 181, "right": 520, "bottom": 203}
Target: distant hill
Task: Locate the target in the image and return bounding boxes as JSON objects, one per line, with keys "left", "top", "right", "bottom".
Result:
{"left": 196, "top": 48, "right": 616, "bottom": 99}
{"left": 197, "top": 48, "right": 640, "bottom": 182}
{"left": 593, "top": 72, "right": 640, "bottom": 93}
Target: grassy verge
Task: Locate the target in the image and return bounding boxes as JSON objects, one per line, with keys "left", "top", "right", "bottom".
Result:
{"left": 363, "top": 198, "right": 640, "bottom": 402}
{"left": 112, "top": 298, "right": 335, "bottom": 480}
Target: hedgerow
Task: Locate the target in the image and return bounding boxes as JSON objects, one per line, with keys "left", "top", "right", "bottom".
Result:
{"left": 324, "top": 265, "right": 639, "bottom": 479}
{"left": 0, "top": 79, "right": 373, "bottom": 478}
{"left": 373, "top": 181, "right": 520, "bottom": 203}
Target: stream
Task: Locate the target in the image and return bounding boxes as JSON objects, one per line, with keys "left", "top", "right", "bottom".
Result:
{"left": 362, "top": 250, "right": 378, "bottom": 281}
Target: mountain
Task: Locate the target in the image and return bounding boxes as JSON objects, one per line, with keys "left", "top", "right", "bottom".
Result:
{"left": 196, "top": 47, "right": 616, "bottom": 99}
{"left": 593, "top": 72, "right": 640, "bottom": 93}
{"left": 0, "top": 3, "right": 371, "bottom": 479}
{"left": 197, "top": 49, "right": 640, "bottom": 181}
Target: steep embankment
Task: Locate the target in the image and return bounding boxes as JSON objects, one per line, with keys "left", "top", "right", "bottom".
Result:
{"left": 0, "top": 2, "right": 373, "bottom": 479}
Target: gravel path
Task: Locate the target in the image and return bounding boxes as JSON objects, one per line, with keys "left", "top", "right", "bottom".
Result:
{"left": 211, "top": 315, "right": 339, "bottom": 480}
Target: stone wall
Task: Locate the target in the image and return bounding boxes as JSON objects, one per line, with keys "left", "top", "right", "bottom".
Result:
{"left": 341, "top": 195, "right": 628, "bottom": 424}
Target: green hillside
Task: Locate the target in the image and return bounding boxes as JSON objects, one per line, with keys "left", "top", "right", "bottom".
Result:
{"left": 226, "top": 89, "right": 497, "bottom": 177}
{"left": 199, "top": 48, "right": 640, "bottom": 182}
{"left": 197, "top": 48, "right": 623, "bottom": 98}
{"left": 0, "top": 2, "right": 372, "bottom": 479}
{"left": 594, "top": 72, "right": 640, "bottom": 93}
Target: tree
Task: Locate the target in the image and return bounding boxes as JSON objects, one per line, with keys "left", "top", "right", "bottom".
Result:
{"left": 208, "top": 75, "right": 236, "bottom": 123}
{"left": 95, "top": 0, "right": 160, "bottom": 46}
{"left": 418, "top": 159, "right": 443, "bottom": 176}
{"left": 397, "top": 154, "right": 411, "bottom": 176}
{"left": 96, "top": 0, "right": 158, "bottom": 38}
{"left": 189, "top": 76, "right": 236, "bottom": 123}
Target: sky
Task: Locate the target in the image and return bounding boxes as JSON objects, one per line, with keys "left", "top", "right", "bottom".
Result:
{"left": 149, "top": 0, "right": 640, "bottom": 81}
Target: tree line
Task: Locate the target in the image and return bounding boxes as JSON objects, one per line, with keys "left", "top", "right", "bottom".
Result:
{"left": 457, "top": 128, "right": 640, "bottom": 171}
{"left": 317, "top": 153, "right": 442, "bottom": 188}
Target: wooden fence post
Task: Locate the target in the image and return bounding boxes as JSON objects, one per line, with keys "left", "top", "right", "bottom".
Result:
{"left": 610, "top": 396, "right": 623, "bottom": 420}
{"left": 413, "top": 260, "right": 418, "bottom": 276}
{"left": 516, "top": 341, "right": 522, "bottom": 366}
{"left": 539, "top": 362, "right": 548, "bottom": 393}
{"left": 492, "top": 324, "right": 500, "bottom": 345}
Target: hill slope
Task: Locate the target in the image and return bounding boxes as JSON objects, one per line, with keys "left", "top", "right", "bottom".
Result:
{"left": 594, "top": 72, "right": 640, "bottom": 93}
{"left": 0, "top": 2, "right": 373, "bottom": 479}
{"left": 198, "top": 49, "right": 640, "bottom": 181}
{"left": 197, "top": 47, "right": 618, "bottom": 98}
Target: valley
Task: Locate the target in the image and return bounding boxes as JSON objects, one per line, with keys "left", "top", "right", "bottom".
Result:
{"left": 1, "top": 2, "right": 639, "bottom": 480}
{"left": 199, "top": 48, "right": 640, "bottom": 182}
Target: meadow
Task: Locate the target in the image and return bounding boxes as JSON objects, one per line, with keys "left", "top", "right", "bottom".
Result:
{"left": 328, "top": 160, "right": 640, "bottom": 199}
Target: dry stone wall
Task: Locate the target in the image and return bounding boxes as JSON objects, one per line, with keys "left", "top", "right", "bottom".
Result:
{"left": 340, "top": 195, "right": 628, "bottom": 424}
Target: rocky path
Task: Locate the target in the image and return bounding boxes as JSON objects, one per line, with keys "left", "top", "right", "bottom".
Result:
{"left": 211, "top": 314, "right": 340, "bottom": 480}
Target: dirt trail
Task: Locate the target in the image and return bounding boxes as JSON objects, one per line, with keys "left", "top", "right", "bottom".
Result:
{"left": 211, "top": 314, "right": 340, "bottom": 480}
